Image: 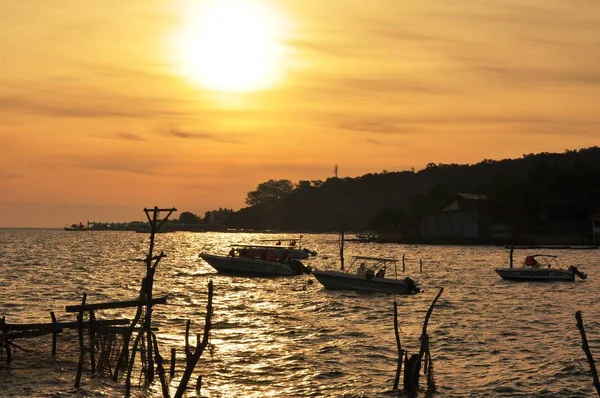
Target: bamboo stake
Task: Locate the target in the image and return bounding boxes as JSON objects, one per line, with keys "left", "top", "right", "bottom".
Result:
{"left": 392, "top": 301, "right": 404, "bottom": 390}
{"left": 89, "top": 311, "right": 97, "bottom": 375}
{"left": 174, "top": 281, "right": 214, "bottom": 398}
{"left": 125, "top": 329, "right": 143, "bottom": 396}
{"left": 151, "top": 332, "right": 170, "bottom": 398}
{"left": 170, "top": 348, "right": 176, "bottom": 378}
{"left": 575, "top": 311, "right": 600, "bottom": 396}
{"left": 1, "top": 316, "right": 10, "bottom": 363}
{"left": 50, "top": 312, "right": 57, "bottom": 356}
{"left": 75, "top": 292, "right": 87, "bottom": 388}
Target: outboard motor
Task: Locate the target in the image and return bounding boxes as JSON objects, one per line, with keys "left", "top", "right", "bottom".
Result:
{"left": 303, "top": 248, "right": 318, "bottom": 257}
{"left": 287, "top": 259, "right": 310, "bottom": 275}
{"left": 404, "top": 277, "right": 420, "bottom": 294}
{"left": 569, "top": 265, "right": 588, "bottom": 280}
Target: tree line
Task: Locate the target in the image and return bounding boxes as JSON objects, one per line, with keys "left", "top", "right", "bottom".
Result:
{"left": 177, "top": 147, "right": 600, "bottom": 235}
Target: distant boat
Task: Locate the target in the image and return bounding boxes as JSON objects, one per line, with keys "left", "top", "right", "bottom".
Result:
{"left": 355, "top": 231, "right": 379, "bottom": 242}
{"left": 64, "top": 222, "right": 88, "bottom": 231}
{"left": 199, "top": 244, "right": 312, "bottom": 276}
{"left": 495, "top": 254, "right": 587, "bottom": 282}
{"left": 312, "top": 230, "right": 419, "bottom": 294}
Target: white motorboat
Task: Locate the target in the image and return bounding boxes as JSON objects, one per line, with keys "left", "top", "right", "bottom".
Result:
{"left": 495, "top": 254, "right": 587, "bottom": 282}
{"left": 255, "top": 236, "right": 317, "bottom": 259}
{"left": 311, "top": 231, "right": 419, "bottom": 294}
{"left": 199, "top": 244, "right": 311, "bottom": 276}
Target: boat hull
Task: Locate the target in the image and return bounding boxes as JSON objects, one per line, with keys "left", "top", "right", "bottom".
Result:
{"left": 199, "top": 254, "right": 303, "bottom": 276}
{"left": 495, "top": 268, "right": 575, "bottom": 281}
{"left": 312, "top": 270, "right": 418, "bottom": 294}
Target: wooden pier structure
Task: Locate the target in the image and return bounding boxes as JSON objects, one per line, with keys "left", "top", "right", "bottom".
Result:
{"left": 1, "top": 206, "right": 215, "bottom": 398}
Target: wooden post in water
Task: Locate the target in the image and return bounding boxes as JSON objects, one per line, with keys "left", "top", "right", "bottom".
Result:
{"left": 339, "top": 225, "right": 345, "bottom": 271}
{"left": 142, "top": 206, "right": 175, "bottom": 383}
{"left": 1, "top": 316, "right": 10, "bottom": 363}
{"left": 50, "top": 312, "right": 58, "bottom": 356}
{"left": 174, "top": 280, "right": 214, "bottom": 398}
{"left": 392, "top": 301, "right": 404, "bottom": 390}
{"left": 402, "top": 288, "right": 444, "bottom": 394}
{"left": 170, "top": 347, "right": 176, "bottom": 378}
{"left": 74, "top": 292, "right": 87, "bottom": 388}
{"left": 509, "top": 245, "right": 514, "bottom": 268}
{"left": 575, "top": 311, "right": 600, "bottom": 396}
{"left": 151, "top": 333, "right": 169, "bottom": 398}
{"left": 420, "top": 259, "right": 423, "bottom": 273}
{"left": 402, "top": 254, "right": 406, "bottom": 272}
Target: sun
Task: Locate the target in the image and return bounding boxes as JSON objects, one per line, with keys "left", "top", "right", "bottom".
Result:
{"left": 173, "top": 0, "right": 287, "bottom": 92}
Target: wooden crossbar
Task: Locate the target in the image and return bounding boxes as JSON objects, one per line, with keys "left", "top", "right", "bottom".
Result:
{"left": 65, "top": 297, "right": 167, "bottom": 312}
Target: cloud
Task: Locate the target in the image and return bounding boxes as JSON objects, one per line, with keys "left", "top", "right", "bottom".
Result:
{"left": 337, "top": 119, "right": 419, "bottom": 135}
{"left": 52, "top": 154, "right": 162, "bottom": 176}
{"left": 114, "top": 131, "right": 146, "bottom": 141}
{"left": 0, "top": 171, "right": 19, "bottom": 179}
{"left": 159, "top": 127, "right": 244, "bottom": 143}
{"left": 0, "top": 94, "right": 188, "bottom": 120}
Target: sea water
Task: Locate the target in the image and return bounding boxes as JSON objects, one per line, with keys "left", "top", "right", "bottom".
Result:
{"left": 0, "top": 229, "right": 598, "bottom": 397}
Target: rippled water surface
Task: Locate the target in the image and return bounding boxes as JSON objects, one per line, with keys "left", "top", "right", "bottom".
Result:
{"left": 1, "top": 229, "right": 599, "bottom": 397}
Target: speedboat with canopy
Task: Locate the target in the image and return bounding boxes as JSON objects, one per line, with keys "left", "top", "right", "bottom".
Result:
{"left": 311, "top": 230, "right": 419, "bottom": 294}
{"left": 255, "top": 236, "right": 317, "bottom": 259}
{"left": 495, "top": 252, "right": 587, "bottom": 282}
{"left": 199, "top": 244, "right": 311, "bottom": 276}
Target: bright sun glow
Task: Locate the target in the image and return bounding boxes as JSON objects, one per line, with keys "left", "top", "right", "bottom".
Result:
{"left": 173, "top": 0, "right": 287, "bottom": 92}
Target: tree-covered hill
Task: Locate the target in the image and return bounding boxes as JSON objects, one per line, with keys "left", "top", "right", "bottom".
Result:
{"left": 217, "top": 147, "right": 600, "bottom": 234}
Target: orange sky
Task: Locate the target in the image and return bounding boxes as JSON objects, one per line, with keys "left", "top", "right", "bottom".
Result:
{"left": 1, "top": 0, "right": 599, "bottom": 227}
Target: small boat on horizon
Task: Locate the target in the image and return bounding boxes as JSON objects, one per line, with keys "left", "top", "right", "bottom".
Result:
{"left": 199, "top": 244, "right": 312, "bottom": 276}
{"left": 64, "top": 222, "right": 88, "bottom": 231}
{"left": 495, "top": 254, "right": 588, "bottom": 282}
{"left": 354, "top": 231, "right": 379, "bottom": 242}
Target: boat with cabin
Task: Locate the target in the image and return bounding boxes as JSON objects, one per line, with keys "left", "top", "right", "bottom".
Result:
{"left": 495, "top": 253, "right": 587, "bottom": 282}
{"left": 311, "top": 231, "right": 419, "bottom": 294}
{"left": 256, "top": 236, "right": 317, "bottom": 259}
{"left": 199, "top": 244, "right": 311, "bottom": 276}
{"left": 64, "top": 222, "right": 88, "bottom": 231}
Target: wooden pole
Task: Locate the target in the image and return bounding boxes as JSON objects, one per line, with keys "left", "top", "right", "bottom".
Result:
{"left": 174, "top": 281, "right": 214, "bottom": 398}
{"left": 420, "top": 259, "right": 423, "bottom": 273}
{"left": 575, "top": 311, "right": 600, "bottom": 396}
{"left": 89, "top": 311, "right": 97, "bottom": 375}
{"left": 170, "top": 348, "right": 176, "bottom": 378}
{"left": 402, "top": 254, "right": 406, "bottom": 272}
{"left": 75, "top": 292, "right": 87, "bottom": 388}
{"left": 50, "top": 312, "right": 57, "bottom": 356}
{"left": 151, "top": 333, "right": 170, "bottom": 398}
{"left": 392, "top": 301, "right": 404, "bottom": 390}
{"left": 144, "top": 207, "right": 159, "bottom": 383}
{"left": 340, "top": 225, "right": 345, "bottom": 271}
{"left": 125, "top": 329, "right": 143, "bottom": 396}
{"left": 509, "top": 245, "right": 514, "bottom": 269}
{"left": 1, "top": 316, "right": 10, "bottom": 363}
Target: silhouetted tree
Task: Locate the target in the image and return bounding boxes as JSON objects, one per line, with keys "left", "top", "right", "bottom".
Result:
{"left": 245, "top": 179, "right": 295, "bottom": 206}
{"left": 179, "top": 211, "right": 202, "bottom": 224}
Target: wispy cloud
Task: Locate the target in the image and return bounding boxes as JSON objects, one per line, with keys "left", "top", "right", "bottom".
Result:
{"left": 53, "top": 154, "right": 162, "bottom": 176}
{"left": 114, "top": 131, "right": 146, "bottom": 141}
{"left": 159, "top": 127, "right": 244, "bottom": 143}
